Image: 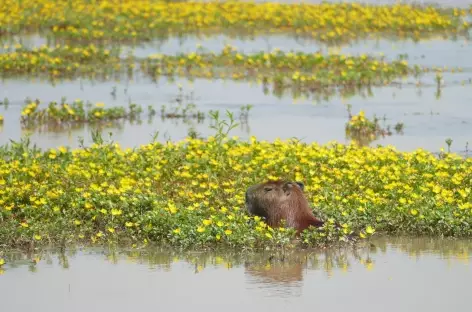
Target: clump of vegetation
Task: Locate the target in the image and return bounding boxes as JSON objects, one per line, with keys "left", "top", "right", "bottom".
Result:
{"left": 141, "top": 47, "right": 420, "bottom": 89}
{"left": 0, "top": 1, "right": 469, "bottom": 44}
{"left": 0, "top": 44, "right": 132, "bottom": 78}
{"left": 19, "top": 98, "right": 143, "bottom": 130}
{"left": 0, "top": 111, "right": 471, "bottom": 252}
{"left": 345, "top": 107, "right": 404, "bottom": 146}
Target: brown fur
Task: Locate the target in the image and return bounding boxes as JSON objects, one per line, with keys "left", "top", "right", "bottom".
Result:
{"left": 245, "top": 180, "right": 324, "bottom": 234}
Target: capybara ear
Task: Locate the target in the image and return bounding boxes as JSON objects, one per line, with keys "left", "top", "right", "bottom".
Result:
{"left": 295, "top": 181, "right": 304, "bottom": 191}
{"left": 282, "top": 181, "right": 294, "bottom": 194}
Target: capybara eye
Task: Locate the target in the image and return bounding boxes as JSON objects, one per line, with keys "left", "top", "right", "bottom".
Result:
{"left": 264, "top": 187, "right": 273, "bottom": 192}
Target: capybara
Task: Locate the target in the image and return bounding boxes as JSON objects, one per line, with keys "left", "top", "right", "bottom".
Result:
{"left": 245, "top": 180, "right": 324, "bottom": 234}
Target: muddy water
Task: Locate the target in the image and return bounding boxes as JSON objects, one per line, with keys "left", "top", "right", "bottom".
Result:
{"left": 0, "top": 237, "right": 470, "bottom": 312}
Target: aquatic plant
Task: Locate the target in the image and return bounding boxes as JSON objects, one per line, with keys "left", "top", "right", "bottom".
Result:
{"left": 0, "top": 44, "right": 131, "bottom": 78}
{"left": 160, "top": 86, "right": 205, "bottom": 121}
{"left": 0, "top": 1, "right": 469, "bottom": 44}
{"left": 0, "top": 114, "right": 471, "bottom": 251}
{"left": 19, "top": 98, "right": 144, "bottom": 129}
{"left": 345, "top": 109, "right": 403, "bottom": 146}
{"left": 141, "top": 47, "right": 419, "bottom": 89}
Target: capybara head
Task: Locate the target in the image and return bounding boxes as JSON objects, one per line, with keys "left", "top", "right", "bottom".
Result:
{"left": 245, "top": 180, "right": 305, "bottom": 219}
{"left": 245, "top": 180, "right": 323, "bottom": 233}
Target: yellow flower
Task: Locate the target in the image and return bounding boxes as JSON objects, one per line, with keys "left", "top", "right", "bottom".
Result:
{"left": 225, "top": 229, "right": 232, "bottom": 235}
{"left": 173, "top": 228, "right": 181, "bottom": 234}
{"left": 197, "top": 226, "right": 205, "bottom": 233}
{"left": 34, "top": 235, "right": 42, "bottom": 241}
{"left": 111, "top": 209, "right": 122, "bottom": 216}
{"left": 125, "top": 222, "right": 134, "bottom": 227}
{"left": 0, "top": 258, "right": 5, "bottom": 266}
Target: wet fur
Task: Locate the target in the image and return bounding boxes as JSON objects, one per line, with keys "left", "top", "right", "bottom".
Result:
{"left": 245, "top": 180, "right": 324, "bottom": 234}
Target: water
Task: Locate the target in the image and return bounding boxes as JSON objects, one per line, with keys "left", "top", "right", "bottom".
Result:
{"left": 4, "top": 33, "right": 472, "bottom": 69}
{"left": 1, "top": 4, "right": 472, "bottom": 155}
{"left": 0, "top": 237, "right": 470, "bottom": 312}
{"left": 1, "top": 74, "right": 471, "bottom": 154}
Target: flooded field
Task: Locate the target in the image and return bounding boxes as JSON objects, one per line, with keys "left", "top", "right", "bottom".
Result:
{"left": 0, "top": 237, "right": 471, "bottom": 312}
{"left": 1, "top": 73, "right": 472, "bottom": 154}
{"left": 1, "top": 2, "right": 472, "bottom": 154}
{"left": 1, "top": 2, "right": 472, "bottom": 308}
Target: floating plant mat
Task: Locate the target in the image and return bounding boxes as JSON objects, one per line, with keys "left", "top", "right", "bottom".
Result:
{"left": 0, "top": 1, "right": 471, "bottom": 44}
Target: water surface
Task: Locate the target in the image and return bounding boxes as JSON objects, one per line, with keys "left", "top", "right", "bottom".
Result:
{"left": 0, "top": 237, "right": 470, "bottom": 312}
{"left": 1, "top": 76, "right": 471, "bottom": 154}
{"left": 4, "top": 33, "right": 472, "bottom": 70}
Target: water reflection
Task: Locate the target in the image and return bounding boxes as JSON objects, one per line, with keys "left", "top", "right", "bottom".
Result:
{"left": 0, "top": 237, "right": 471, "bottom": 312}
{"left": 2, "top": 31, "right": 472, "bottom": 69}
{"left": 1, "top": 237, "right": 471, "bottom": 274}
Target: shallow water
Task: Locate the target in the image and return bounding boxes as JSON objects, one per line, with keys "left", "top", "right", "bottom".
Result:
{"left": 1, "top": 7, "right": 472, "bottom": 155}
{"left": 4, "top": 33, "right": 472, "bottom": 70}
{"left": 0, "top": 237, "right": 471, "bottom": 312}
{"left": 1, "top": 75, "right": 471, "bottom": 154}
